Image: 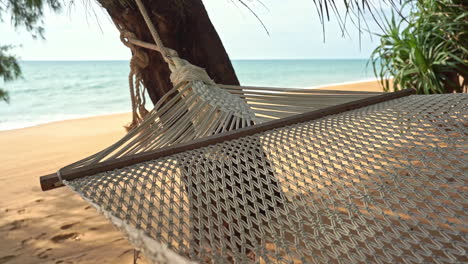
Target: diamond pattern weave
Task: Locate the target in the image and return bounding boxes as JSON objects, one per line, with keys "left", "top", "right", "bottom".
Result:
{"left": 66, "top": 94, "right": 467, "bottom": 264}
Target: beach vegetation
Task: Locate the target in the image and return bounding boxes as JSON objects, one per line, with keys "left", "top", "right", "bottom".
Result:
{"left": 0, "top": 45, "right": 21, "bottom": 103}
{"left": 371, "top": 0, "right": 467, "bottom": 94}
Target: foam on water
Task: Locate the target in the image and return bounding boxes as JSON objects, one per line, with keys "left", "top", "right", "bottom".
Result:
{"left": 0, "top": 59, "right": 376, "bottom": 131}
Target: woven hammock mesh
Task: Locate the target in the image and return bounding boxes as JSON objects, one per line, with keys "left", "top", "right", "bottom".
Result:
{"left": 65, "top": 94, "right": 467, "bottom": 264}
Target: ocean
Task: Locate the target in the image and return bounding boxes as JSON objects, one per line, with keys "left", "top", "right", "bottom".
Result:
{"left": 0, "top": 59, "right": 376, "bottom": 131}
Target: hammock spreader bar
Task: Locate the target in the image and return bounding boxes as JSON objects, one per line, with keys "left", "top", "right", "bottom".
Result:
{"left": 39, "top": 88, "right": 415, "bottom": 191}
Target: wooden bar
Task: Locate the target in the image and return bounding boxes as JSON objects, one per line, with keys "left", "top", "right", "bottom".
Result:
{"left": 225, "top": 90, "right": 382, "bottom": 97}
{"left": 40, "top": 88, "right": 415, "bottom": 191}
{"left": 219, "top": 84, "right": 383, "bottom": 94}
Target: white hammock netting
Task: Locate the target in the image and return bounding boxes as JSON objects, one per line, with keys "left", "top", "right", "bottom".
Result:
{"left": 61, "top": 81, "right": 381, "bottom": 169}
{"left": 64, "top": 94, "right": 468, "bottom": 264}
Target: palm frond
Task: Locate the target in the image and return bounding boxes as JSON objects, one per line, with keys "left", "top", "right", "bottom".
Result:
{"left": 370, "top": 0, "right": 467, "bottom": 94}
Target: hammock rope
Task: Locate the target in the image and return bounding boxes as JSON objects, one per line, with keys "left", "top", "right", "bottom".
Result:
{"left": 38, "top": 0, "right": 468, "bottom": 263}
{"left": 120, "top": 29, "right": 150, "bottom": 129}
{"left": 59, "top": 0, "right": 381, "bottom": 170}
{"left": 114, "top": 0, "right": 380, "bottom": 132}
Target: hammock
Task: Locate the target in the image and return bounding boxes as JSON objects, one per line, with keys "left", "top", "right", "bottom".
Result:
{"left": 42, "top": 92, "right": 468, "bottom": 263}
{"left": 39, "top": 0, "right": 468, "bottom": 263}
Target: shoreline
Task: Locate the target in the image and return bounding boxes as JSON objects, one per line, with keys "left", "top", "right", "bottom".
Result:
{"left": 308, "top": 78, "right": 380, "bottom": 89}
{"left": 0, "top": 79, "right": 384, "bottom": 132}
{"left": 0, "top": 111, "right": 132, "bottom": 132}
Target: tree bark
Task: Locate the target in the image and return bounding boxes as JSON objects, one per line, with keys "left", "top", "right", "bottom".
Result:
{"left": 98, "top": 0, "right": 239, "bottom": 104}
{"left": 443, "top": 72, "right": 463, "bottom": 93}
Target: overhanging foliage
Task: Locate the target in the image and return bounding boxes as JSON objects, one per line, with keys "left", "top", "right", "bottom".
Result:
{"left": 371, "top": 0, "right": 467, "bottom": 93}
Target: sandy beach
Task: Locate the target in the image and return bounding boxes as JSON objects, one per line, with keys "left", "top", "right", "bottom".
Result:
{"left": 0, "top": 80, "right": 384, "bottom": 263}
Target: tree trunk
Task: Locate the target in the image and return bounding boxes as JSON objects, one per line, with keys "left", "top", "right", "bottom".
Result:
{"left": 443, "top": 71, "right": 464, "bottom": 93}
{"left": 98, "top": 0, "right": 239, "bottom": 104}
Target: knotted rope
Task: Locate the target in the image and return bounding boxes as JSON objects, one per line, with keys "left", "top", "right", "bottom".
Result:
{"left": 170, "top": 64, "right": 216, "bottom": 86}
{"left": 116, "top": 0, "right": 218, "bottom": 131}
{"left": 134, "top": 0, "right": 171, "bottom": 64}
{"left": 133, "top": 0, "right": 214, "bottom": 86}
{"left": 120, "top": 30, "right": 150, "bottom": 131}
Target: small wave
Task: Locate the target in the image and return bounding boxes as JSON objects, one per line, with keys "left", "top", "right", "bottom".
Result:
{"left": 0, "top": 111, "right": 129, "bottom": 131}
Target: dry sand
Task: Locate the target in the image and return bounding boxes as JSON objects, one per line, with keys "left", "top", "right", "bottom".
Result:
{"left": 0, "top": 80, "right": 384, "bottom": 263}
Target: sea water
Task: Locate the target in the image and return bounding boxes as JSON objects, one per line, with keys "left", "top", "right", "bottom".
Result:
{"left": 0, "top": 59, "right": 376, "bottom": 131}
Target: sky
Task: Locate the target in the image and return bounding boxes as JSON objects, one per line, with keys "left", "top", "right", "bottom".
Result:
{"left": 0, "top": 0, "right": 391, "bottom": 61}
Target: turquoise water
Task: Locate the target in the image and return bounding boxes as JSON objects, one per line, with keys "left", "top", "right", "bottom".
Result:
{"left": 0, "top": 59, "right": 376, "bottom": 130}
